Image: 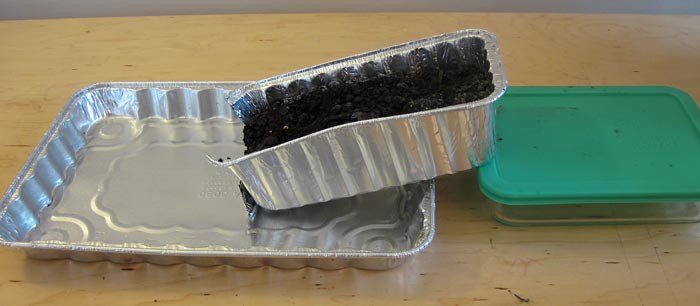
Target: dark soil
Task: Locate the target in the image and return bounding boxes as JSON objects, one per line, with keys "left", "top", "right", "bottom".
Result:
{"left": 238, "top": 47, "right": 494, "bottom": 212}
{"left": 243, "top": 59, "right": 494, "bottom": 154}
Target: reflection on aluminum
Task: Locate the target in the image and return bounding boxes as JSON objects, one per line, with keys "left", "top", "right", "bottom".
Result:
{"left": 0, "top": 82, "right": 435, "bottom": 270}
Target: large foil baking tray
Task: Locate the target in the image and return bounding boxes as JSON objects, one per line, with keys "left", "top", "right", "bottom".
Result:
{"left": 0, "top": 82, "right": 435, "bottom": 270}
{"left": 224, "top": 29, "right": 507, "bottom": 210}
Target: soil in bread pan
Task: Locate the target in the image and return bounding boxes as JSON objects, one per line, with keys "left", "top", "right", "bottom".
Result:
{"left": 237, "top": 48, "right": 494, "bottom": 211}
{"left": 243, "top": 60, "right": 494, "bottom": 154}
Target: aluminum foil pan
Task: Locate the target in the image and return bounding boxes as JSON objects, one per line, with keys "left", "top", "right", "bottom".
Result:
{"left": 223, "top": 29, "right": 506, "bottom": 210}
{"left": 0, "top": 82, "right": 435, "bottom": 270}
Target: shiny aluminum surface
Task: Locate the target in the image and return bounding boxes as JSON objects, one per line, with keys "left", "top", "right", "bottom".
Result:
{"left": 0, "top": 82, "right": 435, "bottom": 270}
{"left": 224, "top": 29, "right": 507, "bottom": 210}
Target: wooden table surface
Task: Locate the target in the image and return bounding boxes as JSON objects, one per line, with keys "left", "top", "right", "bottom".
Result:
{"left": 1, "top": 13, "right": 699, "bottom": 306}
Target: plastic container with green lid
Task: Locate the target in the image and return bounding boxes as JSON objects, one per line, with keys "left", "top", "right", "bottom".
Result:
{"left": 478, "top": 86, "right": 700, "bottom": 225}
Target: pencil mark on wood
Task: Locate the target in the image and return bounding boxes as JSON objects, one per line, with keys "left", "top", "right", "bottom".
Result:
{"left": 509, "top": 258, "right": 542, "bottom": 275}
{"left": 507, "top": 289, "right": 530, "bottom": 303}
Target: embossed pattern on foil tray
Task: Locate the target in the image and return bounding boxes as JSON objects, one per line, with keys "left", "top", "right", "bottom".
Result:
{"left": 30, "top": 116, "right": 420, "bottom": 251}
{"left": 0, "top": 83, "right": 435, "bottom": 270}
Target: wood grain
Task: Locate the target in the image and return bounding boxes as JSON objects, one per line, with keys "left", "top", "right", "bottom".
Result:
{"left": 1, "top": 13, "right": 699, "bottom": 306}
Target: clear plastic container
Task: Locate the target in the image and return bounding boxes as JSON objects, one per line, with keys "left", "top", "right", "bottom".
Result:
{"left": 479, "top": 86, "right": 700, "bottom": 226}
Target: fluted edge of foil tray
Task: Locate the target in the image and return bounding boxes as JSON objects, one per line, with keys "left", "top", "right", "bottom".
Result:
{"left": 0, "top": 82, "right": 435, "bottom": 270}
{"left": 222, "top": 29, "right": 507, "bottom": 210}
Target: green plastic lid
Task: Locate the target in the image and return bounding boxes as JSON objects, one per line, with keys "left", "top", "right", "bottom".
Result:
{"left": 479, "top": 86, "right": 700, "bottom": 205}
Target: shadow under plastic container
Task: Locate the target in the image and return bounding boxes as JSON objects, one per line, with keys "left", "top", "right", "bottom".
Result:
{"left": 479, "top": 86, "right": 700, "bottom": 226}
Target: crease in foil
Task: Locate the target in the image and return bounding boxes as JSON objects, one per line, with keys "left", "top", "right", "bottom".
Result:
{"left": 223, "top": 29, "right": 507, "bottom": 210}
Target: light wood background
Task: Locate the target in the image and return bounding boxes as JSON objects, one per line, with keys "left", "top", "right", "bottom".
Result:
{"left": 1, "top": 13, "right": 699, "bottom": 305}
